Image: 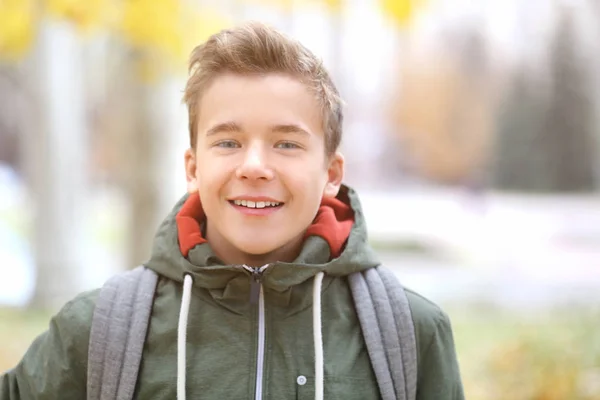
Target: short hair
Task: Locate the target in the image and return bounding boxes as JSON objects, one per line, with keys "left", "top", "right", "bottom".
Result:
{"left": 183, "top": 21, "right": 343, "bottom": 155}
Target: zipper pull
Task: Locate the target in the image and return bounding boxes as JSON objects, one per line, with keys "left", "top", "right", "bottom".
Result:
{"left": 243, "top": 265, "right": 269, "bottom": 304}
{"left": 251, "top": 267, "right": 263, "bottom": 282}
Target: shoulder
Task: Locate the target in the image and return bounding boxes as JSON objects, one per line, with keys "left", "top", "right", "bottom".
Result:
{"left": 403, "top": 288, "right": 454, "bottom": 351}
{"left": 49, "top": 289, "right": 100, "bottom": 351}
{"left": 54, "top": 288, "right": 100, "bottom": 327}
{"left": 3, "top": 289, "right": 101, "bottom": 397}
{"left": 40, "top": 288, "right": 101, "bottom": 364}
{"left": 44, "top": 289, "right": 100, "bottom": 376}
{"left": 403, "top": 288, "right": 465, "bottom": 398}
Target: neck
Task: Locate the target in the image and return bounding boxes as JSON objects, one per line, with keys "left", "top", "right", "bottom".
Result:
{"left": 206, "top": 223, "right": 305, "bottom": 267}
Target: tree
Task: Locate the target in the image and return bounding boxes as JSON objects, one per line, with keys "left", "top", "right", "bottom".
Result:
{"left": 387, "top": 28, "right": 496, "bottom": 185}
{"left": 0, "top": 67, "right": 21, "bottom": 168}
{"left": 23, "top": 21, "right": 90, "bottom": 311}
{"left": 491, "top": 67, "right": 548, "bottom": 190}
{"left": 493, "top": 7, "right": 597, "bottom": 192}
{"left": 539, "top": 7, "right": 597, "bottom": 191}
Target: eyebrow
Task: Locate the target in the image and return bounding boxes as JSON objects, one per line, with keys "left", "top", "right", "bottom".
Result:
{"left": 205, "top": 122, "right": 311, "bottom": 137}
{"left": 270, "top": 124, "right": 311, "bottom": 136}
{"left": 205, "top": 121, "right": 242, "bottom": 136}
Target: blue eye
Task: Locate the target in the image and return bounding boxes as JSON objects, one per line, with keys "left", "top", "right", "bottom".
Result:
{"left": 216, "top": 140, "right": 240, "bottom": 148}
{"left": 276, "top": 142, "right": 300, "bottom": 149}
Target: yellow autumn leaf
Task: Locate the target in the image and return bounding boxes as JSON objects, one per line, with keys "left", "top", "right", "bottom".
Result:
{"left": 0, "top": 0, "right": 37, "bottom": 60}
{"left": 122, "top": 2, "right": 232, "bottom": 80}
{"left": 321, "top": 0, "right": 343, "bottom": 12}
{"left": 120, "top": 0, "right": 182, "bottom": 56}
{"left": 381, "top": 0, "right": 423, "bottom": 27}
{"left": 44, "top": 0, "right": 118, "bottom": 33}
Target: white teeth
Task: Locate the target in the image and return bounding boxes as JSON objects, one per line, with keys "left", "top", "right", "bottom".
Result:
{"left": 233, "top": 200, "right": 281, "bottom": 208}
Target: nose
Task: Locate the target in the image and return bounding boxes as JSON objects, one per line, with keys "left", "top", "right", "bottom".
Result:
{"left": 235, "top": 143, "right": 274, "bottom": 181}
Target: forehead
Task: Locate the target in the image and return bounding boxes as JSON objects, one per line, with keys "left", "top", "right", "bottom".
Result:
{"left": 196, "top": 73, "right": 324, "bottom": 133}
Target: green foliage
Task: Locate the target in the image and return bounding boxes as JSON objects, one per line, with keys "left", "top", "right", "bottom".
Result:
{"left": 453, "top": 307, "right": 600, "bottom": 400}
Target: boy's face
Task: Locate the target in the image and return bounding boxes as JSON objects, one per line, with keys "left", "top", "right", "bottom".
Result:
{"left": 184, "top": 72, "right": 344, "bottom": 261}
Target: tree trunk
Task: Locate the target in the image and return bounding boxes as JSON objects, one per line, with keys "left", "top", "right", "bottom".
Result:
{"left": 25, "top": 20, "right": 88, "bottom": 311}
{"left": 492, "top": 8, "right": 597, "bottom": 192}
{"left": 106, "top": 52, "right": 185, "bottom": 268}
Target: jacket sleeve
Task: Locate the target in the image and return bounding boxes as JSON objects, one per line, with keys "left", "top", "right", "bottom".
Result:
{"left": 0, "top": 290, "right": 98, "bottom": 400}
{"left": 416, "top": 311, "right": 465, "bottom": 400}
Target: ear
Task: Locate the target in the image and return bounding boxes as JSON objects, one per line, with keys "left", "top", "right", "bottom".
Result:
{"left": 323, "top": 151, "right": 344, "bottom": 198}
{"left": 184, "top": 148, "right": 199, "bottom": 193}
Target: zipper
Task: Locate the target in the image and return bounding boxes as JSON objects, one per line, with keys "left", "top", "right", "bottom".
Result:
{"left": 243, "top": 264, "right": 269, "bottom": 400}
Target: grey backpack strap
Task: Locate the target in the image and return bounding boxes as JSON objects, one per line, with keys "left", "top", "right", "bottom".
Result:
{"left": 87, "top": 266, "right": 159, "bottom": 400}
{"left": 349, "top": 265, "right": 417, "bottom": 400}
{"left": 377, "top": 266, "right": 417, "bottom": 400}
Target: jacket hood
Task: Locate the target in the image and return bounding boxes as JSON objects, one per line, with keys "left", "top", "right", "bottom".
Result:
{"left": 145, "top": 184, "right": 380, "bottom": 293}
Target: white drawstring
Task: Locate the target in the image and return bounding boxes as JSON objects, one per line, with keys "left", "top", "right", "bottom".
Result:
{"left": 313, "top": 272, "right": 325, "bottom": 400}
{"left": 176, "top": 271, "right": 325, "bottom": 400}
{"left": 177, "top": 274, "right": 193, "bottom": 400}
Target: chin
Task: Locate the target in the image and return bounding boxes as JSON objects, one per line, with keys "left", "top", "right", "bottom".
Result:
{"left": 236, "top": 242, "right": 280, "bottom": 256}
{"left": 228, "top": 230, "right": 303, "bottom": 261}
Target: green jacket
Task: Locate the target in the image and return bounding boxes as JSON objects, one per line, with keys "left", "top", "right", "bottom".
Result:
{"left": 1, "top": 185, "right": 464, "bottom": 399}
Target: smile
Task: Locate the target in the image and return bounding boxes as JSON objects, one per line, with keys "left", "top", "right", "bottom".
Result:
{"left": 231, "top": 200, "right": 282, "bottom": 209}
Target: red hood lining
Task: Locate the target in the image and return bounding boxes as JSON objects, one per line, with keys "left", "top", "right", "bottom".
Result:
{"left": 175, "top": 192, "right": 354, "bottom": 260}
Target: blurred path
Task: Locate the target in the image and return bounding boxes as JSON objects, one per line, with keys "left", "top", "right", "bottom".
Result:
{"left": 383, "top": 251, "right": 600, "bottom": 311}
{"left": 360, "top": 187, "right": 600, "bottom": 310}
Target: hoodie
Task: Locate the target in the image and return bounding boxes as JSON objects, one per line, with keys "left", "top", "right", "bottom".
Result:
{"left": 0, "top": 185, "right": 464, "bottom": 400}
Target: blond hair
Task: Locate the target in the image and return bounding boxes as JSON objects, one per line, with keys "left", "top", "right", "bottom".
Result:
{"left": 183, "top": 21, "right": 343, "bottom": 155}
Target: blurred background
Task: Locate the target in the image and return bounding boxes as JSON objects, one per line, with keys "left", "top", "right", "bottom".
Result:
{"left": 1, "top": 0, "right": 600, "bottom": 398}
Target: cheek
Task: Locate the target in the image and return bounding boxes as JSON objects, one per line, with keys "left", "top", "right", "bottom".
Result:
{"left": 195, "top": 164, "right": 229, "bottom": 195}
{"left": 286, "top": 167, "right": 329, "bottom": 199}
